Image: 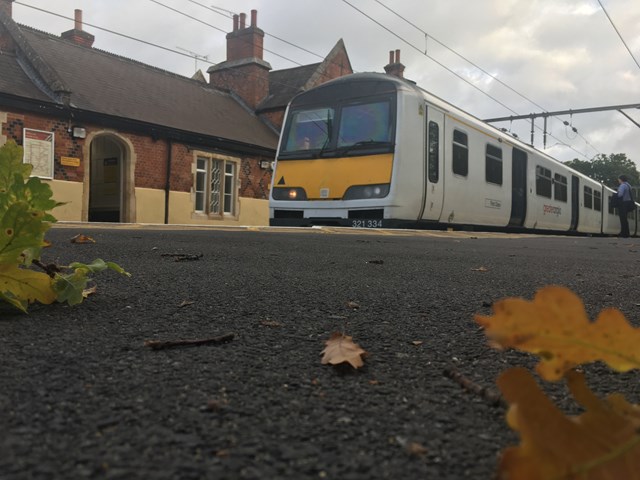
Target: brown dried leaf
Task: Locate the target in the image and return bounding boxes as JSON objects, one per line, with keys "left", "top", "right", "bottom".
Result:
{"left": 320, "top": 332, "right": 367, "bottom": 368}
{"left": 411, "top": 340, "right": 424, "bottom": 346}
{"left": 497, "top": 367, "right": 640, "bottom": 480}
{"left": 346, "top": 300, "right": 360, "bottom": 309}
{"left": 70, "top": 234, "right": 96, "bottom": 244}
{"left": 82, "top": 285, "right": 97, "bottom": 298}
{"left": 471, "top": 266, "right": 488, "bottom": 272}
{"left": 475, "top": 286, "right": 640, "bottom": 381}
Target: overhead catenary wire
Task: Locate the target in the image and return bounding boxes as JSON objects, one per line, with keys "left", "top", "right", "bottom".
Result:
{"left": 340, "top": 0, "right": 596, "bottom": 160}
{"left": 12, "top": 1, "right": 612, "bottom": 160}
{"left": 597, "top": 0, "right": 640, "bottom": 71}
{"left": 372, "top": 0, "right": 602, "bottom": 158}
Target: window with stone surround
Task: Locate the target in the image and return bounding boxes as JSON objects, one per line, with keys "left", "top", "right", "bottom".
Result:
{"left": 193, "top": 152, "right": 239, "bottom": 218}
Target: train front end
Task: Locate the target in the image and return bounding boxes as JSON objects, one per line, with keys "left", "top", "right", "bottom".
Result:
{"left": 269, "top": 73, "right": 401, "bottom": 228}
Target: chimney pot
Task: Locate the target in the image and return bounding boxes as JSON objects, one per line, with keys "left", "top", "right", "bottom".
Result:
{"left": 251, "top": 9, "right": 257, "bottom": 27}
{"left": 74, "top": 9, "right": 82, "bottom": 31}
{"left": 232, "top": 14, "right": 239, "bottom": 31}
{"left": 388, "top": 50, "right": 394, "bottom": 64}
{"left": 395, "top": 49, "right": 401, "bottom": 63}
{"left": 240, "top": 12, "right": 246, "bottom": 29}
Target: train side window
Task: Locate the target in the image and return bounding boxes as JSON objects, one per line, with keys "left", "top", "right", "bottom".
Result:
{"left": 452, "top": 130, "right": 468, "bottom": 176}
{"left": 485, "top": 144, "right": 502, "bottom": 185}
{"left": 428, "top": 121, "right": 439, "bottom": 183}
{"left": 593, "top": 190, "right": 602, "bottom": 211}
{"left": 554, "top": 174, "right": 567, "bottom": 202}
{"left": 584, "top": 186, "right": 593, "bottom": 209}
{"left": 535, "top": 166, "right": 552, "bottom": 198}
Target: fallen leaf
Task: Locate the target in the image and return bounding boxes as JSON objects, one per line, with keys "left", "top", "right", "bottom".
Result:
{"left": 70, "top": 234, "right": 96, "bottom": 244}
{"left": 178, "top": 300, "right": 194, "bottom": 308}
{"left": 406, "top": 442, "right": 429, "bottom": 456}
{"left": 321, "top": 332, "right": 367, "bottom": 368}
{"left": 497, "top": 367, "right": 640, "bottom": 480}
{"left": 475, "top": 286, "right": 640, "bottom": 381}
{"left": 346, "top": 300, "right": 360, "bottom": 309}
{"left": 82, "top": 285, "right": 97, "bottom": 298}
{"left": 471, "top": 266, "right": 489, "bottom": 272}
{"left": 411, "top": 340, "right": 424, "bottom": 346}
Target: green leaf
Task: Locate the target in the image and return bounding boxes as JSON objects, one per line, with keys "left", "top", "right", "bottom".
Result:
{"left": 0, "top": 141, "right": 31, "bottom": 192}
{"left": 69, "top": 258, "right": 131, "bottom": 277}
{"left": 0, "top": 202, "right": 50, "bottom": 265}
{"left": 52, "top": 268, "right": 89, "bottom": 306}
{"left": 0, "top": 263, "right": 56, "bottom": 309}
{"left": 0, "top": 291, "right": 28, "bottom": 313}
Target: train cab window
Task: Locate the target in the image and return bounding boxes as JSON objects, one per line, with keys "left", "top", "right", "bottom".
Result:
{"left": 584, "top": 186, "right": 593, "bottom": 209}
{"left": 428, "top": 121, "right": 439, "bottom": 183}
{"left": 452, "top": 130, "right": 468, "bottom": 176}
{"left": 337, "top": 101, "right": 392, "bottom": 148}
{"left": 485, "top": 144, "right": 502, "bottom": 185}
{"left": 554, "top": 174, "right": 568, "bottom": 202}
{"left": 535, "top": 166, "right": 552, "bottom": 198}
{"left": 283, "top": 108, "right": 334, "bottom": 152}
{"left": 593, "top": 190, "right": 602, "bottom": 211}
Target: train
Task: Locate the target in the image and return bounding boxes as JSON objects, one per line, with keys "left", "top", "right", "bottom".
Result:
{"left": 269, "top": 72, "right": 637, "bottom": 236}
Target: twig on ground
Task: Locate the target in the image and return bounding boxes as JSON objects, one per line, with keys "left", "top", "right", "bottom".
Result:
{"left": 144, "top": 333, "right": 234, "bottom": 350}
{"left": 443, "top": 365, "right": 506, "bottom": 408}
{"left": 32, "top": 258, "right": 61, "bottom": 278}
{"left": 160, "top": 253, "right": 203, "bottom": 262}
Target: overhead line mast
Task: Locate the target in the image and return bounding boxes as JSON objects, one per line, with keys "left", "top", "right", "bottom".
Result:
{"left": 483, "top": 103, "right": 640, "bottom": 149}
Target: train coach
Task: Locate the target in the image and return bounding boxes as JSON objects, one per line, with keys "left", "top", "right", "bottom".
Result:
{"left": 269, "top": 72, "right": 637, "bottom": 236}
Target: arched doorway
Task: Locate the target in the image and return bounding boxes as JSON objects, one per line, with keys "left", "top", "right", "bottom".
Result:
{"left": 87, "top": 134, "right": 135, "bottom": 223}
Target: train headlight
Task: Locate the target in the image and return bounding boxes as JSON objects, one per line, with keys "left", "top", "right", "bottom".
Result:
{"left": 271, "top": 187, "right": 308, "bottom": 201}
{"left": 343, "top": 184, "right": 390, "bottom": 200}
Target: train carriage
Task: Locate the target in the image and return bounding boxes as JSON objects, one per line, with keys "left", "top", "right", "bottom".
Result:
{"left": 269, "top": 72, "right": 636, "bottom": 236}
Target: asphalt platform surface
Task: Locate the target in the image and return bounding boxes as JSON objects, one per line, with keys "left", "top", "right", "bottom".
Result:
{"left": 2, "top": 225, "right": 640, "bottom": 480}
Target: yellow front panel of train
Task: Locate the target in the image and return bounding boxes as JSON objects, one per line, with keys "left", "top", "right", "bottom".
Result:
{"left": 273, "top": 154, "right": 393, "bottom": 200}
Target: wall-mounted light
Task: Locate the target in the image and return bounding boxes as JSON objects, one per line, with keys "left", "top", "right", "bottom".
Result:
{"left": 260, "top": 160, "right": 273, "bottom": 170}
{"left": 71, "top": 126, "right": 86, "bottom": 139}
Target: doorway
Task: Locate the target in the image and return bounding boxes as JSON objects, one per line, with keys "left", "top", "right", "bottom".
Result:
{"left": 89, "top": 136, "right": 122, "bottom": 222}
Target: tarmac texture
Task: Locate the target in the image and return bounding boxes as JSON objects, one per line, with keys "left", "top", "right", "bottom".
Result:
{"left": 1, "top": 226, "right": 640, "bottom": 479}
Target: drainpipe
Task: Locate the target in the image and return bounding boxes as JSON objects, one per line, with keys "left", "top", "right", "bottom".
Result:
{"left": 164, "top": 139, "right": 172, "bottom": 224}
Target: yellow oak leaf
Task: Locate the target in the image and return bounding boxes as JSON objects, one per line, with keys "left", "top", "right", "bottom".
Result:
{"left": 0, "top": 263, "right": 55, "bottom": 311}
{"left": 475, "top": 286, "right": 640, "bottom": 380}
{"left": 320, "top": 332, "right": 367, "bottom": 368}
{"left": 497, "top": 367, "right": 640, "bottom": 480}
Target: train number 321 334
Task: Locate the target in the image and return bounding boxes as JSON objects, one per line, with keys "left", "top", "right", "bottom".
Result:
{"left": 352, "top": 219, "right": 383, "bottom": 228}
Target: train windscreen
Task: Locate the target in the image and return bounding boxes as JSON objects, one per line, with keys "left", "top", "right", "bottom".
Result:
{"left": 279, "top": 95, "right": 395, "bottom": 159}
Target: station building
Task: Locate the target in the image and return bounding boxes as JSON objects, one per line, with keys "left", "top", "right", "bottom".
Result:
{"left": 0, "top": 0, "right": 352, "bottom": 225}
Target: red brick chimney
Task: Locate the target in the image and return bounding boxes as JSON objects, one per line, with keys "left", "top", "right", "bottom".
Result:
{"left": 0, "top": 0, "right": 14, "bottom": 18}
{"left": 384, "top": 49, "right": 405, "bottom": 79}
{"left": 208, "top": 9, "right": 271, "bottom": 110}
{"left": 61, "top": 9, "right": 95, "bottom": 47}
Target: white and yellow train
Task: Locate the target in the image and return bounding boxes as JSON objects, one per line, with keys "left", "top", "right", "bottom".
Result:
{"left": 269, "top": 72, "right": 636, "bottom": 235}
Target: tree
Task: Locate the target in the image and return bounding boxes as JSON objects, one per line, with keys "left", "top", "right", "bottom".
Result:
{"left": 564, "top": 153, "right": 639, "bottom": 188}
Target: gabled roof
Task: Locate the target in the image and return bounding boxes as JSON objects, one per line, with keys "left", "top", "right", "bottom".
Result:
{"left": 0, "top": 17, "right": 279, "bottom": 152}
{"left": 258, "top": 39, "right": 353, "bottom": 112}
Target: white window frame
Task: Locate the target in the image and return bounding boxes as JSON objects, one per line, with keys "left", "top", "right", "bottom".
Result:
{"left": 192, "top": 152, "right": 239, "bottom": 219}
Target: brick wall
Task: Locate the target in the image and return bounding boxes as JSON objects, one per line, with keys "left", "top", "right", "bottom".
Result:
{"left": 3, "top": 111, "right": 86, "bottom": 182}
{"left": 1, "top": 108, "right": 272, "bottom": 199}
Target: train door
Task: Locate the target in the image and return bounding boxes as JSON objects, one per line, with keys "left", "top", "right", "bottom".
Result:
{"left": 570, "top": 175, "right": 579, "bottom": 231}
{"left": 509, "top": 147, "right": 527, "bottom": 226}
{"left": 419, "top": 106, "right": 444, "bottom": 221}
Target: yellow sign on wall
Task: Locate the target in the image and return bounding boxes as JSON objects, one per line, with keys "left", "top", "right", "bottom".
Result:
{"left": 60, "top": 156, "right": 80, "bottom": 167}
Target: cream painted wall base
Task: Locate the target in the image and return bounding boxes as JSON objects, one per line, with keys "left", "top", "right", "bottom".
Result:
{"left": 135, "top": 187, "right": 165, "bottom": 224}
{"left": 170, "top": 191, "right": 269, "bottom": 226}
{"left": 46, "top": 180, "right": 84, "bottom": 221}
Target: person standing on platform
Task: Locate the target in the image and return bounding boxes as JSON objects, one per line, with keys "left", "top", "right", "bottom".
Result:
{"left": 616, "top": 174, "right": 633, "bottom": 238}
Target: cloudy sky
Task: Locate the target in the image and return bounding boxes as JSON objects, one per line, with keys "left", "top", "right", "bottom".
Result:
{"left": 11, "top": 0, "right": 640, "bottom": 164}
